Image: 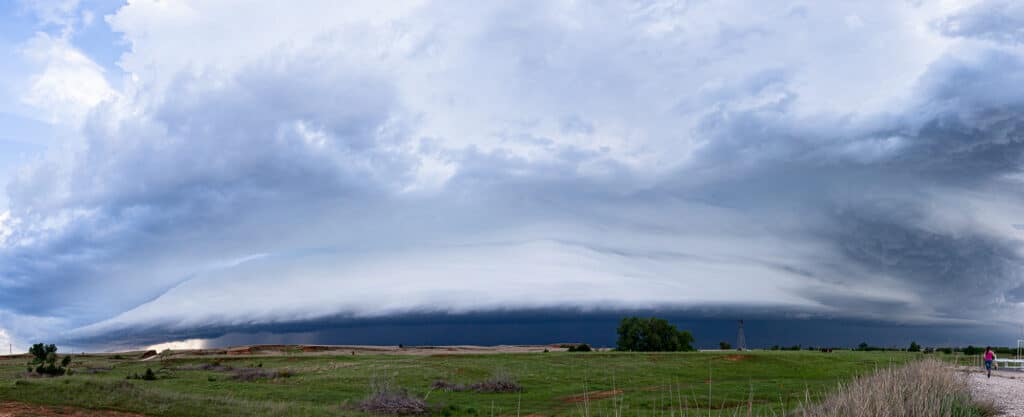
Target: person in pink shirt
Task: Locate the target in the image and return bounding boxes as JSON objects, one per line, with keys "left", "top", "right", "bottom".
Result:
{"left": 984, "top": 347, "right": 997, "bottom": 378}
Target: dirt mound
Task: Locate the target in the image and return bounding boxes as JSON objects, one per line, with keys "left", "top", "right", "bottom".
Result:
{"left": 0, "top": 402, "right": 150, "bottom": 417}
{"left": 722, "top": 354, "right": 750, "bottom": 361}
{"left": 562, "top": 389, "right": 624, "bottom": 403}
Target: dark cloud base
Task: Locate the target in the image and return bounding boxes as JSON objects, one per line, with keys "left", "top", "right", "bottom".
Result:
{"left": 75, "top": 309, "right": 1011, "bottom": 352}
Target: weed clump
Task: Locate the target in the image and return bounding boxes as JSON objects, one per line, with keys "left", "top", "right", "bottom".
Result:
{"left": 230, "top": 368, "right": 292, "bottom": 381}
{"left": 127, "top": 368, "right": 158, "bottom": 381}
{"left": 431, "top": 370, "right": 522, "bottom": 393}
{"left": 360, "top": 374, "right": 430, "bottom": 415}
{"left": 471, "top": 370, "right": 522, "bottom": 393}
{"left": 429, "top": 380, "right": 466, "bottom": 392}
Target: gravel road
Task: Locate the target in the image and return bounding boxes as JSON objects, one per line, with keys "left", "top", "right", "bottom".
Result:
{"left": 968, "top": 369, "right": 1024, "bottom": 417}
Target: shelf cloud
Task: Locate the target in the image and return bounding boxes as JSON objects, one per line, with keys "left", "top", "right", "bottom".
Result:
{"left": 2, "top": 0, "right": 1024, "bottom": 349}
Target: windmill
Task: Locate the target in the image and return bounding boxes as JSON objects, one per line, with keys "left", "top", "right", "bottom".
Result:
{"left": 737, "top": 320, "right": 746, "bottom": 351}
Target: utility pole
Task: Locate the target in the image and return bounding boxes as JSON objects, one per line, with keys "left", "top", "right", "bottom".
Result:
{"left": 737, "top": 320, "right": 746, "bottom": 351}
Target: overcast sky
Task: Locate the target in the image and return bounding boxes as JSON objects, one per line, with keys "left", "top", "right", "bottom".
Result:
{"left": 2, "top": 0, "right": 1024, "bottom": 351}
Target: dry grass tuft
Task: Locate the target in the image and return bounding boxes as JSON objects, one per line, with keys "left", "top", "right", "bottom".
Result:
{"left": 795, "top": 359, "right": 997, "bottom": 417}
{"left": 471, "top": 370, "right": 523, "bottom": 393}
{"left": 359, "top": 374, "right": 431, "bottom": 415}
{"left": 430, "top": 370, "right": 522, "bottom": 393}
{"left": 230, "top": 368, "right": 292, "bottom": 381}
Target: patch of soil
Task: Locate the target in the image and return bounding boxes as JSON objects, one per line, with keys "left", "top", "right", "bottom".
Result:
{"left": 226, "top": 347, "right": 253, "bottom": 355}
{"left": 138, "top": 350, "right": 157, "bottom": 360}
{"left": 561, "top": 389, "right": 624, "bottom": 403}
{"left": 0, "top": 402, "right": 150, "bottom": 417}
{"left": 722, "top": 355, "right": 750, "bottom": 362}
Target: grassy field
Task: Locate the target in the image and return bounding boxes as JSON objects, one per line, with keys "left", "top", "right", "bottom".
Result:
{"left": 1, "top": 350, "right": 927, "bottom": 417}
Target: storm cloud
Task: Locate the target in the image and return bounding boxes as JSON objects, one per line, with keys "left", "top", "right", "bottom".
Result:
{"left": 2, "top": 0, "right": 1024, "bottom": 350}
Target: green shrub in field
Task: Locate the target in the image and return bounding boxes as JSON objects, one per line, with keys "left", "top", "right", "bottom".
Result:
{"left": 615, "top": 316, "right": 695, "bottom": 352}
{"left": 127, "top": 368, "right": 159, "bottom": 381}
{"left": 27, "top": 343, "right": 70, "bottom": 376}
{"left": 567, "top": 343, "right": 592, "bottom": 352}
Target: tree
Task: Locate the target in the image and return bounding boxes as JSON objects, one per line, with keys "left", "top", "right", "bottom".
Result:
{"left": 963, "top": 345, "right": 982, "bottom": 355}
{"left": 29, "top": 343, "right": 57, "bottom": 364}
{"left": 719, "top": 341, "right": 732, "bottom": 350}
{"left": 568, "top": 343, "right": 592, "bottom": 352}
{"left": 27, "top": 343, "right": 70, "bottom": 376}
{"left": 857, "top": 342, "right": 869, "bottom": 351}
{"left": 616, "top": 316, "right": 695, "bottom": 352}
{"left": 908, "top": 341, "right": 921, "bottom": 352}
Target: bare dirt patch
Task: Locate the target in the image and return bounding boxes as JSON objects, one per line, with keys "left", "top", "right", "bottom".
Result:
{"left": 722, "top": 354, "right": 750, "bottom": 362}
{"left": 0, "top": 402, "right": 150, "bottom": 417}
{"left": 561, "top": 389, "right": 624, "bottom": 403}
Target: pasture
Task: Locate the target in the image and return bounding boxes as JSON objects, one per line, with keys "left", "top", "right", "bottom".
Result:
{"left": 0, "top": 348, "right": 928, "bottom": 417}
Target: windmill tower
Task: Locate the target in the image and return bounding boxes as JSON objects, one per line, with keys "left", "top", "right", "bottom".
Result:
{"left": 736, "top": 320, "right": 746, "bottom": 351}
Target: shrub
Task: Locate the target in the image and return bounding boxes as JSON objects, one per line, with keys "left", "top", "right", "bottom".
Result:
{"left": 616, "top": 316, "right": 695, "bottom": 352}
{"left": 231, "top": 368, "right": 292, "bottom": 381}
{"left": 430, "top": 370, "right": 522, "bottom": 394}
{"left": 471, "top": 370, "right": 522, "bottom": 393}
{"left": 359, "top": 374, "right": 430, "bottom": 415}
{"left": 430, "top": 380, "right": 466, "bottom": 392}
{"left": 567, "top": 343, "right": 592, "bottom": 352}
{"left": 908, "top": 341, "right": 921, "bottom": 352}
{"left": 27, "top": 343, "right": 69, "bottom": 376}
{"left": 142, "top": 368, "right": 157, "bottom": 381}
{"left": 719, "top": 341, "right": 732, "bottom": 350}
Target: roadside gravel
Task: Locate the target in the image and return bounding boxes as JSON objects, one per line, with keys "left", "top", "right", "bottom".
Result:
{"left": 967, "top": 368, "right": 1024, "bottom": 417}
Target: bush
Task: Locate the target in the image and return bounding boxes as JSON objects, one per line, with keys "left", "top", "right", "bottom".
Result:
{"left": 430, "top": 380, "right": 466, "bottom": 392}
{"left": 360, "top": 375, "right": 430, "bottom": 415}
{"left": 430, "top": 370, "right": 522, "bottom": 394}
{"left": 27, "top": 343, "right": 69, "bottom": 376}
{"left": 567, "top": 343, "right": 592, "bottom": 352}
{"left": 719, "top": 341, "right": 732, "bottom": 350}
{"left": 230, "top": 368, "right": 292, "bottom": 381}
{"left": 908, "top": 341, "right": 921, "bottom": 352}
{"left": 616, "top": 316, "right": 695, "bottom": 352}
{"left": 471, "top": 370, "right": 522, "bottom": 393}
{"left": 142, "top": 368, "right": 157, "bottom": 381}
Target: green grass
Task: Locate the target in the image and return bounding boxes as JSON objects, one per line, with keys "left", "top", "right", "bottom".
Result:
{"left": 0, "top": 351, "right": 922, "bottom": 417}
